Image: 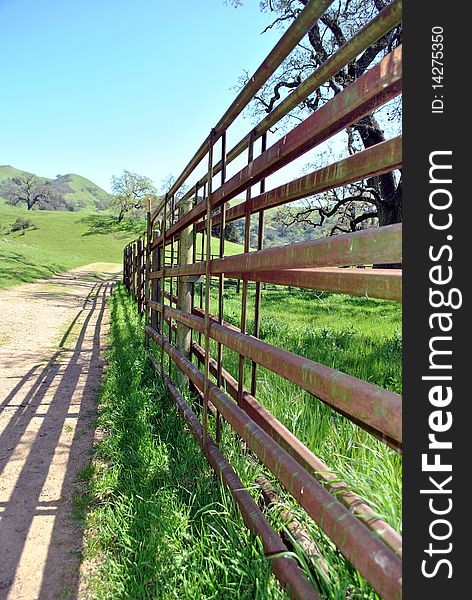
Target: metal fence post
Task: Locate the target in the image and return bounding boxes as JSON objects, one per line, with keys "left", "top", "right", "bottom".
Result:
{"left": 176, "top": 195, "right": 194, "bottom": 388}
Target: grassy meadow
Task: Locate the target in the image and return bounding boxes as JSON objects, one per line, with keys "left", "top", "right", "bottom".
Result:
{"left": 79, "top": 279, "right": 402, "bottom": 599}
{"left": 0, "top": 204, "right": 145, "bottom": 288}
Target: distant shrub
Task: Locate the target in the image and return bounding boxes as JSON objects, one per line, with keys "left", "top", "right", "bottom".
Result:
{"left": 11, "top": 217, "right": 39, "bottom": 232}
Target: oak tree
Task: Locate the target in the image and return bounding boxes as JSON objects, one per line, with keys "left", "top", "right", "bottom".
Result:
{"left": 230, "top": 0, "right": 402, "bottom": 233}
{"left": 1, "top": 173, "right": 72, "bottom": 210}
{"left": 111, "top": 170, "right": 157, "bottom": 222}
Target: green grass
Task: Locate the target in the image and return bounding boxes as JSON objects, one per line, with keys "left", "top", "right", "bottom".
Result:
{"left": 208, "top": 285, "right": 402, "bottom": 530}
{"left": 79, "top": 284, "right": 285, "bottom": 599}
{"left": 0, "top": 206, "right": 144, "bottom": 288}
{"left": 80, "top": 283, "right": 401, "bottom": 599}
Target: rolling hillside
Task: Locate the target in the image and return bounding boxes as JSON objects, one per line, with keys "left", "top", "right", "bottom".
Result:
{"left": 0, "top": 165, "right": 110, "bottom": 211}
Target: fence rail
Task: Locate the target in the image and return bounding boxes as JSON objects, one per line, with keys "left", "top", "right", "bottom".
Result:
{"left": 123, "top": 1, "right": 402, "bottom": 597}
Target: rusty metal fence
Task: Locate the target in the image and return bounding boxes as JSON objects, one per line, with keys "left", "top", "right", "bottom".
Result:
{"left": 123, "top": 1, "right": 402, "bottom": 598}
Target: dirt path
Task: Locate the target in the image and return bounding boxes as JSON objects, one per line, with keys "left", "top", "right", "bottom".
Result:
{"left": 0, "top": 263, "right": 120, "bottom": 600}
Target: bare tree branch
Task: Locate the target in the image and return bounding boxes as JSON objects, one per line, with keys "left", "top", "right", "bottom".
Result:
{"left": 232, "top": 0, "right": 402, "bottom": 232}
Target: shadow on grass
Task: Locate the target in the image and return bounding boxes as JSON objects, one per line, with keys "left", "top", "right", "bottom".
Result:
{"left": 0, "top": 249, "right": 65, "bottom": 288}
{"left": 78, "top": 214, "right": 145, "bottom": 239}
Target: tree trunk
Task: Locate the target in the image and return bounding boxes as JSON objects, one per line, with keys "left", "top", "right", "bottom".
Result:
{"left": 354, "top": 115, "right": 402, "bottom": 268}
{"left": 355, "top": 114, "right": 402, "bottom": 228}
{"left": 374, "top": 194, "right": 402, "bottom": 269}
{"left": 377, "top": 199, "right": 402, "bottom": 227}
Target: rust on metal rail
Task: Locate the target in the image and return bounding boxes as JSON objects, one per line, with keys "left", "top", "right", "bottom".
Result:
{"left": 164, "top": 46, "right": 402, "bottom": 241}
{"left": 158, "top": 367, "right": 320, "bottom": 600}
{"left": 146, "top": 327, "right": 402, "bottom": 600}
{"left": 148, "top": 302, "right": 401, "bottom": 446}
{"left": 149, "top": 223, "right": 402, "bottom": 279}
{"left": 229, "top": 268, "right": 402, "bottom": 302}
{"left": 124, "top": 2, "right": 403, "bottom": 597}
{"left": 200, "top": 136, "right": 402, "bottom": 233}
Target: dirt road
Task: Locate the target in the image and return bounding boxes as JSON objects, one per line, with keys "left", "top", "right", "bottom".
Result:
{"left": 0, "top": 264, "right": 120, "bottom": 599}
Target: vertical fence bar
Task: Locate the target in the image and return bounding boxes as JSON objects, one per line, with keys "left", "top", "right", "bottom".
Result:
{"left": 238, "top": 132, "right": 255, "bottom": 406}
{"left": 132, "top": 242, "right": 135, "bottom": 294}
{"left": 126, "top": 246, "right": 130, "bottom": 290}
{"left": 125, "top": 246, "right": 129, "bottom": 288}
{"left": 151, "top": 228, "right": 159, "bottom": 333}
{"left": 169, "top": 195, "right": 175, "bottom": 377}
{"left": 203, "top": 131, "right": 215, "bottom": 446}
{"left": 124, "top": 246, "right": 127, "bottom": 288}
{"left": 192, "top": 184, "right": 199, "bottom": 265}
{"left": 130, "top": 243, "right": 134, "bottom": 298}
{"left": 190, "top": 183, "right": 200, "bottom": 368}
{"left": 215, "top": 130, "right": 227, "bottom": 444}
{"left": 123, "top": 247, "right": 126, "bottom": 286}
{"left": 137, "top": 237, "right": 143, "bottom": 315}
{"left": 135, "top": 240, "right": 139, "bottom": 302}
{"left": 191, "top": 184, "right": 199, "bottom": 368}
{"left": 131, "top": 242, "right": 134, "bottom": 299}
{"left": 145, "top": 200, "right": 152, "bottom": 347}
{"left": 128, "top": 245, "right": 131, "bottom": 289}
{"left": 141, "top": 236, "right": 145, "bottom": 311}
{"left": 136, "top": 239, "right": 140, "bottom": 309}
{"left": 251, "top": 131, "right": 267, "bottom": 396}
{"left": 176, "top": 190, "right": 194, "bottom": 387}
{"left": 160, "top": 195, "right": 168, "bottom": 376}
{"left": 198, "top": 182, "right": 206, "bottom": 350}
{"left": 134, "top": 241, "right": 139, "bottom": 301}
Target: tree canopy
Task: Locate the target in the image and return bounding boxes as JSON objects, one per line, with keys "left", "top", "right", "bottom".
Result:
{"left": 0, "top": 173, "right": 72, "bottom": 210}
{"left": 110, "top": 170, "right": 158, "bottom": 222}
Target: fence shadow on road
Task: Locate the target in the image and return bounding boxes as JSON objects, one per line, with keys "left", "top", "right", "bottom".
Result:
{"left": 0, "top": 279, "right": 114, "bottom": 599}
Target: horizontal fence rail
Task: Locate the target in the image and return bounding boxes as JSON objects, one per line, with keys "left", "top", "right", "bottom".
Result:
{"left": 124, "top": 1, "right": 403, "bottom": 598}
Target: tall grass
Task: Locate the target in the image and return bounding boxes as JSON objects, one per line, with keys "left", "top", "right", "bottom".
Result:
{"left": 206, "top": 285, "right": 402, "bottom": 530}
{"left": 79, "top": 284, "right": 284, "bottom": 599}
{"left": 80, "top": 283, "right": 402, "bottom": 599}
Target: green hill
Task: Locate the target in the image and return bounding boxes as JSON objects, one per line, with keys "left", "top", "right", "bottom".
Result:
{"left": 0, "top": 165, "right": 32, "bottom": 183}
{"left": 0, "top": 165, "right": 110, "bottom": 211}
{"left": 60, "top": 172, "right": 110, "bottom": 210}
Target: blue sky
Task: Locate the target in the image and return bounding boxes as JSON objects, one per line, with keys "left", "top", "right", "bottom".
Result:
{"left": 0, "top": 0, "right": 284, "bottom": 192}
